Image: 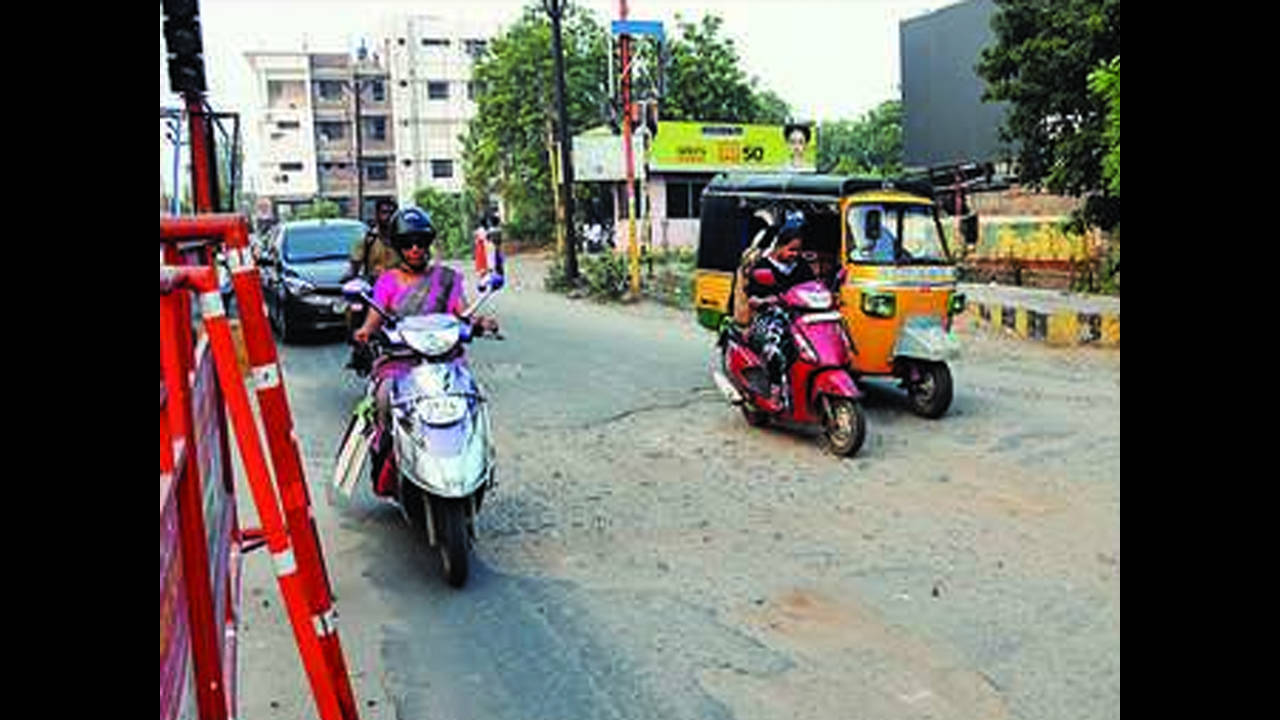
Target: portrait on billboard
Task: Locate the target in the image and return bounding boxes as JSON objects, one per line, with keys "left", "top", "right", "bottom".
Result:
{"left": 784, "top": 123, "right": 815, "bottom": 171}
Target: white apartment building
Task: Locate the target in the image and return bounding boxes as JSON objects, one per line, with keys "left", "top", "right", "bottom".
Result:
{"left": 244, "top": 52, "right": 318, "bottom": 215}
{"left": 382, "top": 14, "right": 501, "bottom": 202}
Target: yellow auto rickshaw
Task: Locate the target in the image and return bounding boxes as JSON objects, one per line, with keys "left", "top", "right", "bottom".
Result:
{"left": 695, "top": 173, "right": 968, "bottom": 418}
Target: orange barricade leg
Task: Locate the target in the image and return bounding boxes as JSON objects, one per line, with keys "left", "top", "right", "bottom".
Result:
{"left": 224, "top": 229, "right": 360, "bottom": 718}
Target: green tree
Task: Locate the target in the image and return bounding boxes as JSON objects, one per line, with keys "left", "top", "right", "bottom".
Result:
{"left": 653, "top": 14, "right": 790, "bottom": 124}
{"left": 294, "top": 197, "right": 341, "bottom": 220}
{"left": 413, "top": 186, "right": 472, "bottom": 260}
{"left": 817, "top": 100, "right": 904, "bottom": 176}
{"left": 976, "top": 0, "right": 1120, "bottom": 228}
{"left": 462, "top": 2, "right": 610, "bottom": 244}
{"left": 1088, "top": 56, "right": 1119, "bottom": 197}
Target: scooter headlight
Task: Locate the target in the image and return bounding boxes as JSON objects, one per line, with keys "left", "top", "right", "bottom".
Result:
{"left": 399, "top": 315, "right": 462, "bottom": 356}
{"left": 861, "top": 292, "right": 896, "bottom": 319}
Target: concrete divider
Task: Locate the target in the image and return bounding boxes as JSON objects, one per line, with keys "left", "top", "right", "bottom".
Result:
{"left": 958, "top": 283, "right": 1119, "bottom": 348}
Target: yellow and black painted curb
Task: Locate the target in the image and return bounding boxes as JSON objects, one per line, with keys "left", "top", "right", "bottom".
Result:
{"left": 962, "top": 300, "right": 1119, "bottom": 348}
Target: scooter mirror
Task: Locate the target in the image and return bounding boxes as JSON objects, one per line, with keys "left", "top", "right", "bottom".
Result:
{"left": 342, "top": 278, "right": 372, "bottom": 300}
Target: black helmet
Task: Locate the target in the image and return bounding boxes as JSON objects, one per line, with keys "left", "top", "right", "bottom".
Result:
{"left": 389, "top": 206, "right": 437, "bottom": 250}
{"left": 777, "top": 210, "right": 806, "bottom": 243}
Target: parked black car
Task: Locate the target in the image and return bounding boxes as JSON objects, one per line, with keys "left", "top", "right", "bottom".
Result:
{"left": 260, "top": 218, "right": 366, "bottom": 342}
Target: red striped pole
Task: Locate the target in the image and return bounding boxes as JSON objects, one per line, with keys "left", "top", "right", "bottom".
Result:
{"left": 160, "top": 290, "right": 229, "bottom": 720}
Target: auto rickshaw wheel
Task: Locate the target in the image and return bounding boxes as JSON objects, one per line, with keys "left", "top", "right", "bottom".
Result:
{"left": 907, "top": 361, "right": 953, "bottom": 419}
{"left": 822, "top": 397, "right": 866, "bottom": 457}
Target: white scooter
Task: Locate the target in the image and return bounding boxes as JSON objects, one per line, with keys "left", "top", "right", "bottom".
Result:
{"left": 334, "top": 274, "right": 503, "bottom": 587}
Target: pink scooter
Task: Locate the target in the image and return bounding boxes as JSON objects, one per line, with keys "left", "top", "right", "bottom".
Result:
{"left": 712, "top": 271, "right": 867, "bottom": 456}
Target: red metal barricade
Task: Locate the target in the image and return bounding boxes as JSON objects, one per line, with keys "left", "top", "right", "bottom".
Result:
{"left": 160, "top": 214, "right": 359, "bottom": 720}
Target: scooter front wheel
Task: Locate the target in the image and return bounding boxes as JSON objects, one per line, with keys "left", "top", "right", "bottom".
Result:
{"left": 432, "top": 496, "right": 470, "bottom": 588}
{"left": 822, "top": 397, "right": 866, "bottom": 457}
{"left": 741, "top": 403, "right": 770, "bottom": 427}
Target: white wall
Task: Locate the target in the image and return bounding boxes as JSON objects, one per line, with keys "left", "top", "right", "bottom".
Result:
{"left": 247, "top": 53, "right": 318, "bottom": 198}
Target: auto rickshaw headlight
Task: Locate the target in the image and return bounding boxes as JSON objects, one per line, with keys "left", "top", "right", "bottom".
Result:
{"left": 949, "top": 293, "right": 966, "bottom": 316}
{"left": 861, "top": 292, "right": 896, "bottom": 319}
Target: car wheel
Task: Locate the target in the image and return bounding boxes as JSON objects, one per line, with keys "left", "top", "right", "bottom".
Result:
{"left": 276, "top": 291, "right": 297, "bottom": 344}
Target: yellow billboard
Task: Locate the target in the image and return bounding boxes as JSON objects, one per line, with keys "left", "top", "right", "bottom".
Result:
{"left": 648, "top": 121, "right": 816, "bottom": 173}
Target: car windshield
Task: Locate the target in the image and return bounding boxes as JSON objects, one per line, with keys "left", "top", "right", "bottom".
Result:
{"left": 847, "top": 203, "right": 950, "bottom": 264}
{"left": 282, "top": 223, "right": 363, "bottom": 263}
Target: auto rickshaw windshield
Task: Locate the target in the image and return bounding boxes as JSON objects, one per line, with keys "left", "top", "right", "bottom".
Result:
{"left": 847, "top": 204, "right": 950, "bottom": 264}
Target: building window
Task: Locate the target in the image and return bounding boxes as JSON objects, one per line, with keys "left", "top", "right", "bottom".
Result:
{"left": 467, "top": 81, "right": 477, "bottom": 101}
{"left": 428, "top": 82, "right": 449, "bottom": 100}
{"left": 280, "top": 162, "right": 304, "bottom": 172}
{"left": 464, "top": 39, "right": 488, "bottom": 59}
{"left": 363, "top": 117, "right": 387, "bottom": 141}
{"left": 276, "top": 120, "right": 300, "bottom": 130}
{"left": 267, "top": 80, "right": 305, "bottom": 109}
{"left": 398, "top": 37, "right": 406, "bottom": 46}
{"left": 422, "top": 38, "right": 450, "bottom": 47}
{"left": 665, "top": 177, "right": 710, "bottom": 219}
{"left": 317, "top": 80, "right": 344, "bottom": 101}
{"left": 370, "top": 80, "right": 385, "bottom": 102}
{"left": 367, "top": 163, "right": 389, "bottom": 181}
{"left": 403, "top": 159, "right": 413, "bottom": 167}
{"left": 431, "top": 160, "right": 453, "bottom": 178}
{"left": 317, "top": 122, "right": 345, "bottom": 142}
{"left": 399, "top": 79, "right": 408, "bottom": 88}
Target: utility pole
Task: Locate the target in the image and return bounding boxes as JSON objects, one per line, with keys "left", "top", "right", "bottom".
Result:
{"left": 353, "top": 75, "right": 364, "bottom": 223}
{"left": 543, "top": 0, "right": 579, "bottom": 282}
{"left": 610, "top": 7, "right": 662, "bottom": 298}
{"left": 165, "top": 110, "right": 184, "bottom": 215}
{"left": 619, "top": 0, "right": 638, "bottom": 298}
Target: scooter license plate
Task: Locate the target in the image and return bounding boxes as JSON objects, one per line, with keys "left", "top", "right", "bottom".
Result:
{"left": 419, "top": 396, "right": 468, "bottom": 424}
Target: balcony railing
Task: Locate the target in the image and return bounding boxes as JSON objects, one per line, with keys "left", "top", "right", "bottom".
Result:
{"left": 361, "top": 177, "right": 397, "bottom": 194}
{"left": 359, "top": 139, "right": 394, "bottom": 155}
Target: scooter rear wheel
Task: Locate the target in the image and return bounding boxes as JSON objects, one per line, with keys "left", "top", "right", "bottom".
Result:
{"left": 822, "top": 397, "right": 866, "bottom": 457}
{"left": 433, "top": 497, "right": 470, "bottom": 588}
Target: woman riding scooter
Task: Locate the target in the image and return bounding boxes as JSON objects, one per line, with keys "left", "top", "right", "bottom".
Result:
{"left": 352, "top": 206, "right": 498, "bottom": 442}
{"left": 744, "top": 212, "right": 817, "bottom": 405}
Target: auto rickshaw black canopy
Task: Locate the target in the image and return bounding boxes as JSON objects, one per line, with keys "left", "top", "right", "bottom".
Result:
{"left": 703, "top": 173, "right": 936, "bottom": 202}
{"left": 697, "top": 173, "right": 938, "bottom": 273}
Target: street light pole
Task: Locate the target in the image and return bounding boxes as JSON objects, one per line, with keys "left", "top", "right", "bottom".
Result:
{"left": 543, "top": 0, "right": 579, "bottom": 282}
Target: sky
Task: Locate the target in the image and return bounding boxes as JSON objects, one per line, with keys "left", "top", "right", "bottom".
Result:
{"left": 160, "top": 0, "right": 961, "bottom": 196}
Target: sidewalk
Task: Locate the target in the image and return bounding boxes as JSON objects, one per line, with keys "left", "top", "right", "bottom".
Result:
{"left": 957, "top": 282, "right": 1120, "bottom": 347}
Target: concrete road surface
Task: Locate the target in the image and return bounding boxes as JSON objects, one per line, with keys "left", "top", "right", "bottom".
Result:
{"left": 232, "top": 254, "right": 1120, "bottom": 720}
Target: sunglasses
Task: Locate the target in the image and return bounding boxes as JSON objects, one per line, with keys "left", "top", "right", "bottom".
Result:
{"left": 393, "top": 234, "right": 433, "bottom": 250}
